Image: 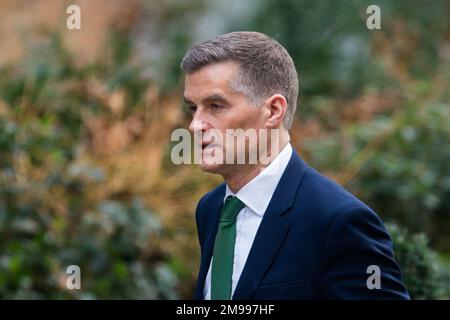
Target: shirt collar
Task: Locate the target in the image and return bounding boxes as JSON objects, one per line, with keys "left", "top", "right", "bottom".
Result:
{"left": 225, "top": 143, "right": 293, "bottom": 216}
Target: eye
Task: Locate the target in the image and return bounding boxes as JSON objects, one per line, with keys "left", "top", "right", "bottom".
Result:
{"left": 210, "top": 103, "right": 223, "bottom": 110}
{"left": 187, "top": 105, "right": 197, "bottom": 113}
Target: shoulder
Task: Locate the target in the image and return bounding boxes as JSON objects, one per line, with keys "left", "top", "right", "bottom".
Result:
{"left": 196, "top": 183, "right": 226, "bottom": 210}
{"left": 286, "top": 164, "right": 391, "bottom": 253}
{"left": 298, "top": 166, "right": 377, "bottom": 223}
{"left": 299, "top": 168, "right": 392, "bottom": 252}
{"left": 195, "top": 183, "right": 226, "bottom": 222}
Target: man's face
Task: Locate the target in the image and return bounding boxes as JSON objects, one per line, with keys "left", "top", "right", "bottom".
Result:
{"left": 184, "top": 61, "right": 267, "bottom": 174}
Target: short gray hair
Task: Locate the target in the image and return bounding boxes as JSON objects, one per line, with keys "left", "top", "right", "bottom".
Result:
{"left": 180, "top": 31, "right": 299, "bottom": 129}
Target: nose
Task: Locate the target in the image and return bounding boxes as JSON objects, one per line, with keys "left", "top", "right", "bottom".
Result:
{"left": 188, "top": 110, "right": 210, "bottom": 133}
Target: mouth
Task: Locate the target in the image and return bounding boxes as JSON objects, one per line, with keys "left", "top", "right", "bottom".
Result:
{"left": 201, "top": 141, "right": 214, "bottom": 150}
{"left": 202, "top": 142, "right": 217, "bottom": 151}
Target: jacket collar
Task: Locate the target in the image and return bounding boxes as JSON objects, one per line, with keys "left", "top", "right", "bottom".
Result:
{"left": 224, "top": 143, "right": 293, "bottom": 216}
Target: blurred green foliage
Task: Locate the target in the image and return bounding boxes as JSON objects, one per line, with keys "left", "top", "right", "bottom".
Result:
{"left": 0, "top": 32, "right": 177, "bottom": 299}
{"left": 305, "top": 102, "right": 450, "bottom": 251}
{"left": 387, "top": 223, "right": 449, "bottom": 299}
{"left": 242, "top": 0, "right": 450, "bottom": 100}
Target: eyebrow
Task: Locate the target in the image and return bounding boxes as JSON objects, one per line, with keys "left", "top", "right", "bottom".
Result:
{"left": 183, "top": 94, "right": 229, "bottom": 106}
{"left": 183, "top": 97, "right": 194, "bottom": 105}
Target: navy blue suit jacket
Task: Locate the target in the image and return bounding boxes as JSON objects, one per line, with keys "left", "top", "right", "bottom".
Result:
{"left": 194, "top": 150, "right": 410, "bottom": 299}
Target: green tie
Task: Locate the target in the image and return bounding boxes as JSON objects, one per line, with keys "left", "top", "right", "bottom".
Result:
{"left": 211, "top": 196, "right": 245, "bottom": 300}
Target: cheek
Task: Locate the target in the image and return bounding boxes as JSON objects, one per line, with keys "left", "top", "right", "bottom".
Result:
{"left": 220, "top": 104, "right": 263, "bottom": 129}
{"left": 243, "top": 107, "right": 265, "bottom": 127}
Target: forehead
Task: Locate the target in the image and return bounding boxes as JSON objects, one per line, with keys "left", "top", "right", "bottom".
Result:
{"left": 184, "top": 61, "right": 240, "bottom": 101}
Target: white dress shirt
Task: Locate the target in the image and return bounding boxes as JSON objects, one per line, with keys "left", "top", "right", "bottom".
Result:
{"left": 203, "top": 143, "right": 293, "bottom": 299}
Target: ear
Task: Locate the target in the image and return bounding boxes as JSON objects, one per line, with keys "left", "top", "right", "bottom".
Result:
{"left": 264, "top": 94, "right": 288, "bottom": 128}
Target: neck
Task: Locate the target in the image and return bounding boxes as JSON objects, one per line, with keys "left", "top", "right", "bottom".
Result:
{"left": 223, "top": 133, "right": 290, "bottom": 194}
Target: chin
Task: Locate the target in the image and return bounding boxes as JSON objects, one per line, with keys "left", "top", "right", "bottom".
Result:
{"left": 198, "top": 146, "right": 226, "bottom": 173}
{"left": 199, "top": 161, "right": 225, "bottom": 174}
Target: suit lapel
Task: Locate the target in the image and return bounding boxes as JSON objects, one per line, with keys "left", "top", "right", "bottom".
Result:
{"left": 194, "top": 188, "right": 225, "bottom": 299}
{"left": 232, "top": 208, "right": 290, "bottom": 300}
{"left": 232, "top": 151, "right": 308, "bottom": 300}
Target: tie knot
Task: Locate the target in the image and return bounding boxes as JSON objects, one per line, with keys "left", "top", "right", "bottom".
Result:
{"left": 220, "top": 196, "right": 245, "bottom": 222}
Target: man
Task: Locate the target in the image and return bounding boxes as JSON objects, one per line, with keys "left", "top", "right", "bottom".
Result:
{"left": 180, "top": 31, "right": 410, "bottom": 300}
